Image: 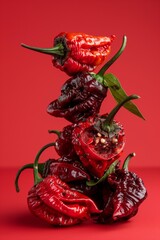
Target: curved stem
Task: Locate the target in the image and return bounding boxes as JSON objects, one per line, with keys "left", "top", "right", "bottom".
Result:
{"left": 102, "top": 94, "right": 140, "bottom": 130}
{"left": 122, "top": 152, "right": 136, "bottom": 171}
{"left": 33, "top": 142, "right": 55, "bottom": 185}
{"left": 98, "top": 35, "right": 127, "bottom": 76}
{"left": 21, "top": 42, "right": 64, "bottom": 56}
{"left": 15, "top": 162, "right": 46, "bottom": 192}
{"left": 48, "top": 129, "right": 61, "bottom": 137}
{"left": 15, "top": 163, "right": 33, "bottom": 192}
{"left": 86, "top": 160, "right": 119, "bottom": 187}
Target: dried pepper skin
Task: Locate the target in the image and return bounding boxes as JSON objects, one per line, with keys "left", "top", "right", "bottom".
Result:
{"left": 97, "top": 168, "right": 147, "bottom": 223}
{"left": 54, "top": 125, "right": 78, "bottom": 159}
{"left": 27, "top": 175, "right": 101, "bottom": 226}
{"left": 47, "top": 73, "right": 107, "bottom": 123}
{"left": 42, "top": 157, "right": 90, "bottom": 183}
{"left": 53, "top": 32, "right": 115, "bottom": 76}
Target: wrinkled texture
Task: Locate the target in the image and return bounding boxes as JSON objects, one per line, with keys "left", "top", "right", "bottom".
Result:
{"left": 54, "top": 125, "right": 77, "bottom": 158}
{"left": 97, "top": 169, "right": 147, "bottom": 223}
{"left": 72, "top": 116, "right": 125, "bottom": 178}
{"left": 52, "top": 32, "right": 115, "bottom": 76}
{"left": 42, "top": 157, "right": 90, "bottom": 182}
{"left": 47, "top": 73, "right": 107, "bottom": 123}
{"left": 28, "top": 175, "right": 101, "bottom": 226}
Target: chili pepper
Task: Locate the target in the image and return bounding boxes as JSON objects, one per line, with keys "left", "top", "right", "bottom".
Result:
{"left": 47, "top": 72, "right": 108, "bottom": 123}
{"left": 21, "top": 32, "right": 115, "bottom": 76}
{"left": 42, "top": 157, "right": 90, "bottom": 182}
{"left": 28, "top": 175, "right": 101, "bottom": 226}
{"left": 15, "top": 143, "right": 101, "bottom": 226}
{"left": 49, "top": 125, "right": 78, "bottom": 158}
{"left": 96, "top": 153, "right": 147, "bottom": 223}
{"left": 72, "top": 95, "right": 139, "bottom": 178}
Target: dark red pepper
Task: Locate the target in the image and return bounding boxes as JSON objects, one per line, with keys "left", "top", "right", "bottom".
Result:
{"left": 96, "top": 153, "right": 147, "bottom": 223}
{"left": 47, "top": 72, "right": 108, "bottom": 123}
{"left": 42, "top": 157, "right": 90, "bottom": 183}
{"left": 49, "top": 125, "right": 78, "bottom": 158}
{"left": 21, "top": 32, "right": 115, "bottom": 76}
{"left": 72, "top": 95, "right": 139, "bottom": 178}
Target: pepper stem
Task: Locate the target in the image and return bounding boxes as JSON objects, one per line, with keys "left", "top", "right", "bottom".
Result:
{"left": 21, "top": 42, "right": 64, "bottom": 56}
{"left": 15, "top": 163, "right": 33, "bottom": 192}
{"left": 86, "top": 160, "right": 120, "bottom": 187}
{"left": 98, "top": 35, "right": 127, "bottom": 76}
{"left": 15, "top": 163, "right": 46, "bottom": 192}
{"left": 122, "top": 152, "right": 136, "bottom": 171}
{"left": 33, "top": 142, "right": 55, "bottom": 185}
{"left": 102, "top": 95, "right": 140, "bottom": 131}
{"left": 48, "top": 129, "right": 61, "bottom": 137}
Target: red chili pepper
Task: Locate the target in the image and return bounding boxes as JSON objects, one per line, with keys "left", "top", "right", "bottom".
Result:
{"left": 28, "top": 175, "right": 101, "bottom": 226}
{"left": 15, "top": 142, "right": 101, "bottom": 226}
{"left": 21, "top": 32, "right": 115, "bottom": 76}
{"left": 72, "top": 95, "right": 139, "bottom": 178}
{"left": 96, "top": 153, "right": 147, "bottom": 223}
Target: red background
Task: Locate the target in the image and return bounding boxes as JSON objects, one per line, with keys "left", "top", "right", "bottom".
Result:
{"left": 0, "top": 0, "right": 160, "bottom": 239}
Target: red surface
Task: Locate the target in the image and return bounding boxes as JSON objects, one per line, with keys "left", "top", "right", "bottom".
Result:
{"left": 1, "top": 167, "right": 160, "bottom": 240}
{"left": 0, "top": 0, "right": 160, "bottom": 239}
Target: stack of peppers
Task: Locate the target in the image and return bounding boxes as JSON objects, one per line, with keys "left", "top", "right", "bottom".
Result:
{"left": 15, "top": 32, "right": 147, "bottom": 226}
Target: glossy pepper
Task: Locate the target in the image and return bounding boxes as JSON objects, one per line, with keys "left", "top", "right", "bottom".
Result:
{"left": 42, "top": 157, "right": 90, "bottom": 183}
{"left": 96, "top": 153, "right": 147, "bottom": 223}
{"left": 21, "top": 32, "right": 115, "bottom": 76}
{"left": 15, "top": 144, "right": 101, "bottom": 226}
{"left": 72, "top": 95, "right": 139, "bottom": 178}
{"left": 47, "top": 73, "right": 107, "bottom": 123}
{"left": 49, "top": 125, "right": 78, "bottom": 159}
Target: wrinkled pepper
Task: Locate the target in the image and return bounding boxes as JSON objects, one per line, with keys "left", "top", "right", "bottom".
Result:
{"left": 15, "top": 143, "right": 101, "bottom": 226}
{"left": 72, "top": 95, "right": 139, "bottom": 178}
{"left": 96, "top": 153, "right": 147, "bottom": 223}
{"left": 48, "top": 125, "right": 78, "bottom": 159}
{"left": 21, "top": 32, "right": 115, "bottom": 76}
{"left": 47, "top": 72, "right": 108, "bottom": 123}
{"left": 42, "top": 157, "right": 90, "bottom": 183}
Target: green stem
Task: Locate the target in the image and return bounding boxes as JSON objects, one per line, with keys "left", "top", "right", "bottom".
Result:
{"left": 122, "top": 152, "right": 136, "bottom": 171}
{"left": 48, "top": 129, "right": 61, "bottom": 137}
{"left": 98, "top": 35, "right": 127, "bottom": 76}
{"left": 21, "top": 42, "right": 64, "bottom": 56}
{"left": 15, "top": 163, "right": 33, "bottom": 192}
{"left": 33, "top": 142, "right": 55, "bottom": 185}
{"left": 86, "top": 160, "right": 119, "bottom": 187}
{"left": 15, "top": 162, "right": 46, "bottom": 192}
{"left": 102, "top": 94, "right": 140, "bottom": 130}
